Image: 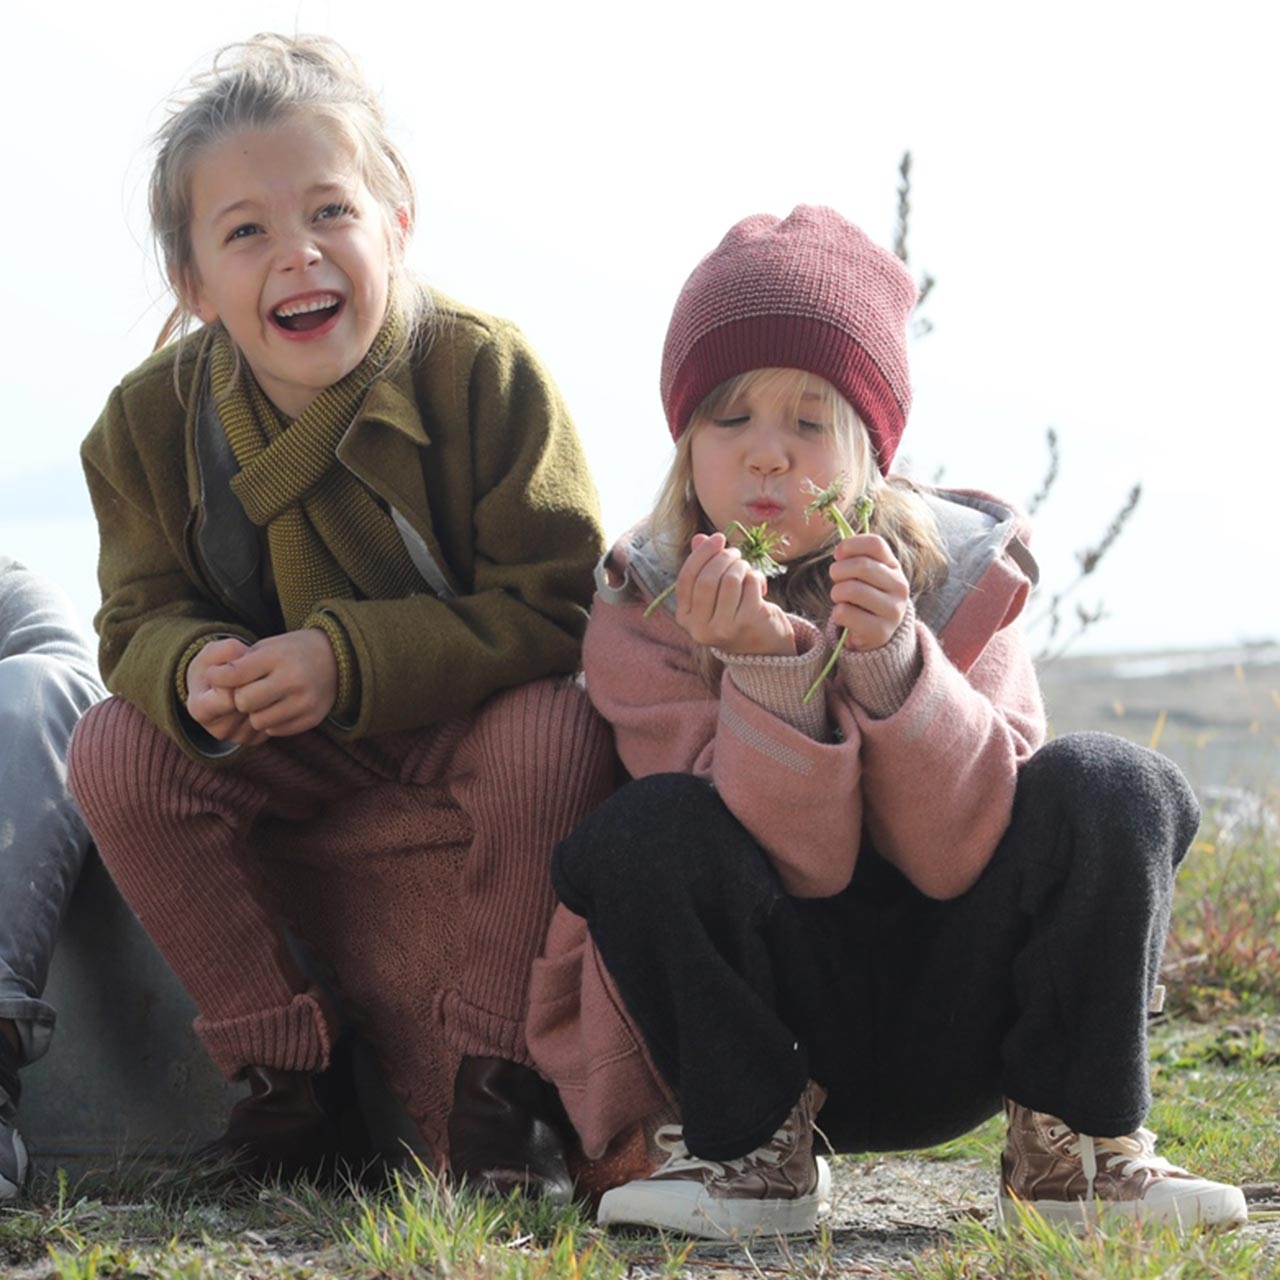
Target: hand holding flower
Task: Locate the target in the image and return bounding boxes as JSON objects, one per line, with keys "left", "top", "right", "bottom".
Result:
{"left": 828, "top": 534, "right": 910, "bottom": 650}
{"left": 671, "top": 527, "right": 795, "bottom": 656}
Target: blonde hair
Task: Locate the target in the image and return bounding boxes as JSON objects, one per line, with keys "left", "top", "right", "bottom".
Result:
{"left": 148, "top": 33, "right": 430, "bottom": 370}
{"left": 648, "top": 368, "right": 947, "bottom": 683}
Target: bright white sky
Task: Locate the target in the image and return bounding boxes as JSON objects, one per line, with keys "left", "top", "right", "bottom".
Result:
{"left": 2, "top": 0, "right": 1275, "bottom": 655}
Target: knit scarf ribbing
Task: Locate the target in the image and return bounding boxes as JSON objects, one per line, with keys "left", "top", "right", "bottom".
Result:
{"left": 211, "top": 319, "right": 423, "bottom": 630}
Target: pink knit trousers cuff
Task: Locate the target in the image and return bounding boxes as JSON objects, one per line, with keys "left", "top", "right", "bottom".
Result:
{"left": 195, "top": 987, "right": 334, "bottom": 1080}
{"left": 438, "top": 987, "right": 531, "bottom": 1067}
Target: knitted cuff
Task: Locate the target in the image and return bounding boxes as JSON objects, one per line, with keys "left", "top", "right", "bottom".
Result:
{"left": 836, "top": 600, "right": 922, "bottom": 720}
{"left": 438, "top": 987, "right": 532, "bottom": 1067}
{"left": 305, "top": 610, "right": 360, "bottom": 725}
{"left": 715, "top": 616, "right": 830, "bottom": 739}
{"left": 174, "top": 633, "right": 226, "bottom": 703}
{"left": 194, "top": 986, "right": 334, "bottom": 1080}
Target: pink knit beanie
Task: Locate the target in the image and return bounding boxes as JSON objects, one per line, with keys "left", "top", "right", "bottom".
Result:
{"left": 660, "top": 205, "right": 916, "bottom": 472}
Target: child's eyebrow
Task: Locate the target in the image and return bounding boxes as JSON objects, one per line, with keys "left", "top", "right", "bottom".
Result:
{"left": 209, "top": 181, "right": 353, "bottom": 224}
{"left": 210, "top": 198, "right": 257, "bottom": 223}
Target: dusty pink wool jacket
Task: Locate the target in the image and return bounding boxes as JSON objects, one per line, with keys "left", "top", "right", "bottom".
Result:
{"left": 527, "top": 488, "right": 1047, "bottom": 1158}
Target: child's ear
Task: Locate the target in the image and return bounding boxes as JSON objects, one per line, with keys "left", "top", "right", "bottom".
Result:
{"left": 392, "top": 205, "right": 411, "bottom": 255}
{"left": 171, "top": 266, "right": 217, "bottom": 325}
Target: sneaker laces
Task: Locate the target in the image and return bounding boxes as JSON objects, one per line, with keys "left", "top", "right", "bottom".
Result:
{"left": 650, "top": 1112, "right": 793, "bottom": 1181}
{"left": 1048, "top": 1122, "right": 1184, "bottom": 1197}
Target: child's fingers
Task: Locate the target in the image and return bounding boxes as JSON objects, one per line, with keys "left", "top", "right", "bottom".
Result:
{"left": 207, "top": 642, "right": 278, "bottom": 687}
{"left": 828, "top": 554, "right": 909, "bottom": 598}
{"left": 230, "top": 674, "right": 283, "bottom": 716}
{"left": 245, "top": 688, "right": 329, "bottom": 737}
{"left": 193, "top": 638, "right": 255, "bottom": 689}
{"left": 187, "top": 684, "right": 238, "bottom": 723}
{"left": 705, "top": 557, "right": 752, "bottom": 630}
{"left": 833, "top": 533, "right": 898, "bottom": 567}
{"left": 831, "top": 578, "right": 897, "bottom": 617}
{"left": 250, "top": 706, "right": 326, "bottom": 738}
{"left": 686, "top": 553, "right": 747, "bottom": 626}
{"left": 195, "top": 707, "right": 261, "bottom": 745}
{"left": 674, "top": 536, "right": 732, "bottom": 613}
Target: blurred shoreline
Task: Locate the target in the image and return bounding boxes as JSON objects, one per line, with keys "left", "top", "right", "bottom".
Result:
{"left": 1038, "top": 642, "right": 1280, "bottom": 800}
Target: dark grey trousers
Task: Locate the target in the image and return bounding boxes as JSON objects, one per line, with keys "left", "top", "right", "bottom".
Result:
{"left": 552, "top": 733, "right": 1200, "bottom": 1162}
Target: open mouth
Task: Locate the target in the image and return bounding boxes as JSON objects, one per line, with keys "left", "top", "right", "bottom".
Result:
{"left": 272, "top": 293, "right": 342, "bottom": 333}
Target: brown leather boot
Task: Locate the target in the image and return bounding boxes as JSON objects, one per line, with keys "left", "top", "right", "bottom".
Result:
{"left": 447, "top": 1056, "right": 575, "bottom": 1203}
{"left": 195, "top": 1041, "right": 374, "bottom": 1184}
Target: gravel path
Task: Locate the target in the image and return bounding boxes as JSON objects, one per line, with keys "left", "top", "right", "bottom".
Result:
{"left": 617, "top": 1156, "right": 1280, "bottom": 1277}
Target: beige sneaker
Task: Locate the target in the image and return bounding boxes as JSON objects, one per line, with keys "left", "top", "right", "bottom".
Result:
{"left": 999, "top": 1101, "right": 1248, "bottom": 1230}
{"left": 597, "top": 1082, "right": 831, "bottom": 1238}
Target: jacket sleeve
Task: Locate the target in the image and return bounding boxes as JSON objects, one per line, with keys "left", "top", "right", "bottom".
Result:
{"left": 583, "top": 595, "right": 867, "bottom": 898}
{"left": 846, "top": 619, "right": 1046, "bottom": 898}
{"left": 82, "top": 382, "right": 256, "bottom": 754}
{"left": 316, "top": 323, "right": 605, "bottom": 737}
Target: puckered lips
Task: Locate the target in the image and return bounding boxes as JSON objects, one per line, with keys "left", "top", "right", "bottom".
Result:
{"left": 744, "top": 496, "right": 786, "bottom": 523}
{"left": 269, "top": 290, "right": 344, "bottom": 338}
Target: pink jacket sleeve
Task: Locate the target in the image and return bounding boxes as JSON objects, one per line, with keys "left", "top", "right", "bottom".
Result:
{"left": 584, "top": 596, "right": 865, "bottom": 898}
{"left": 850, "top": 622, "right": 1045, "bottom": 898}
{"left": 582, "top": 593, "right": 1045, "bottom": 902}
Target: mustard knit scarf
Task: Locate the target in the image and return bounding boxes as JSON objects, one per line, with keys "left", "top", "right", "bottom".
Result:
{"left": 211, "top": 319, "right": 422, "bottom": 630}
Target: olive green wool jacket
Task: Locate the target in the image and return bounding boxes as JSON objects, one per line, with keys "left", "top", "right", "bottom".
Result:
{"left": 82, "top": 293, "right": 605, "bottom": 759}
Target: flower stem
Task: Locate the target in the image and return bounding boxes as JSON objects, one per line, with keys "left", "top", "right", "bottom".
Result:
{"left": 803, "top": 499, "right": 873, "bottom": 703}
{"left": 643, "top": 582, "right": 676, "bottom": 619}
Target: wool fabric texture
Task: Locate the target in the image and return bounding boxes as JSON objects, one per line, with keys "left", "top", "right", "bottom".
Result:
{"left": 68, "top": 677, "right": 616, "bottom": 1159}
{"left": 660, "top": 205, "right": 917, "bottom": 471}
{"left": 211, "top": 318, "right": 422, "bottom": 633}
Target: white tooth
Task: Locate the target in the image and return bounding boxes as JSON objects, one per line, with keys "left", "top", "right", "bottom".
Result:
{"left": 276, "top": 295, "right": 338, "bottom": 318}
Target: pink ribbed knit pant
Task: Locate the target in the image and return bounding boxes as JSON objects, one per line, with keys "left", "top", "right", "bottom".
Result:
{"left": 67, "top": 677, "right": 614, "bottom": 1157}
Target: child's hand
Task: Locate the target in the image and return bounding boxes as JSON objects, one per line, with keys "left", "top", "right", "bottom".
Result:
{"left": 204, "top": 629, "right": 339, "bottom": 738}
{"left": 828, "top": 533, "right": 911, "bottom": 651}
{"left": 186, "top": 637, "right": 270, "bottom": 746}
{"left": 674, "top": 533, "right": 795, "bottom": 656}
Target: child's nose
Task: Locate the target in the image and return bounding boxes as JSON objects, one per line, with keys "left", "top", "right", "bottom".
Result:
{"left": 277, "top": 233, "right": 323, "bottom": 272}
{"left": 747, "top": 430, "right": 788, "bottom": 474}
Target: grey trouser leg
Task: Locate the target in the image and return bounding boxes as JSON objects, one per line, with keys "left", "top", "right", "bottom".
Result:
{"left": 0, "top": 654, "right": 96, "bottom": 1064}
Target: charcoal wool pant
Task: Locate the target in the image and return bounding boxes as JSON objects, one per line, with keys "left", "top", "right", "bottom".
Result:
{"left": 551, "top": 732, "right": 1199, "bottom": 1162}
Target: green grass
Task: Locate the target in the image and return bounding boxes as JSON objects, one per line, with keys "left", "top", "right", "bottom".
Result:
{"left": 901, "top": 1212, "right": 1278, "bottom": 1280}
{"left": 7, "top": 794, "right": 1277, "bottom": 1279}
{"left": 1162, "top": 799, "right": 1280, "bottom": 1017}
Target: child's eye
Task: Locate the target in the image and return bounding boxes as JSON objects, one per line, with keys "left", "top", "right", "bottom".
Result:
{"left": 711, "top": 415, "right": 749, "bottom": 428}
{"left": 226, "top": 223, "right": 261, "bottom": 242}
{"left": 316, "top": 202, "right": 354, "bottom": 221}
{"left": 798, "top": 419, "right": 828, "bottom": 433}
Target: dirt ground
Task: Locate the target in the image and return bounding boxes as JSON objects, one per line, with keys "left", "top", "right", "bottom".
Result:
{"left": 613, "top": 1157, "right": 1280, "bottom": 1277}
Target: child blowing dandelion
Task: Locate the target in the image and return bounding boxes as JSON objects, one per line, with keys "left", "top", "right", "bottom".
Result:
{"left": 527, "top": 204, "right": 1245, "bottom": 1240}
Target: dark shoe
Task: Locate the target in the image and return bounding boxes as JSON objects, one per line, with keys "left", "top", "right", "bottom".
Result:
{"left": 447, "top": 1056, "right": 575, "bottom": 1203}
{"left": 0, "top": 1035, "right": 28, "bottom": 1201}
{"left": 196, "top": 1039, "right": 373, "bottom": 1185}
